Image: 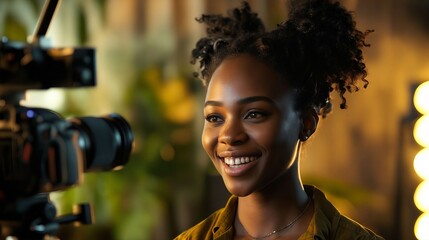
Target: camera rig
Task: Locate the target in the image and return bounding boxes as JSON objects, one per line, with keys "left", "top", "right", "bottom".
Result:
{"left": 0, "top": 0, "right": 134, "bottom": 239}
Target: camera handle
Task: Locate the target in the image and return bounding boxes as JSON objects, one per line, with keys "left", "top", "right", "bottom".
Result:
{"left": 30, "top": 0, "right": 60, "bottom": 44}
{"left": 0, "top": 194, "right": 93, "bottom": 240}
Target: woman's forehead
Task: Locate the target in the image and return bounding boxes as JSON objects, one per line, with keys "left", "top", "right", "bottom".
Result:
{"left": 206, "top": 55, "right": 287, "bottom": 100}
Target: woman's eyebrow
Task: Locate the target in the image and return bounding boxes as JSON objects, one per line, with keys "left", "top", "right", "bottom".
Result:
{"left": 237, "top": 96, "right": 275, "bottom": 105}
{"left": 204, "top": 100, "right": 223, "bottom": 107}
{"left": 204, "top": 96, "right": 275, "bottom": 107}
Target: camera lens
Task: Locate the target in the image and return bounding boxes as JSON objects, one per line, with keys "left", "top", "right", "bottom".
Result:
{"left": 70, "top": 114, "right": 133, "bottom": 172}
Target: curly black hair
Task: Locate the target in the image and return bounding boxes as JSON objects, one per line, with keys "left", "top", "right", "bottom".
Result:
{"left": 191, "top": 0, "right": 372, "bottom": 117}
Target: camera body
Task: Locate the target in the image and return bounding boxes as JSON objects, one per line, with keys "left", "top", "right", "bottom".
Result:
{"left": 0, "top": 38, "right": 94, "bottom": 198}
{"left": 0, "top": 38, "right": 133, "bottom": 199}
{"left": 0, "top": 104, "right": 81, "bottom": 197}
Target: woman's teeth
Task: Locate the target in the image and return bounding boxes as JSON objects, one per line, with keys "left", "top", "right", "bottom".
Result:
{"left": 224, "top": 156, "right": 257, "bottom": 166}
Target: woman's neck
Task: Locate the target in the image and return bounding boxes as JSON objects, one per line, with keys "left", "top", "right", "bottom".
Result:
{"left": 234, "top": 155, "right": 312, "bottom": 239}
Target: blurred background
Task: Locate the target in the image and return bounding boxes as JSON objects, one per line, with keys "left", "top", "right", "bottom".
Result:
{"left": 1, "top": 0, "right": 429, "bottom": 239}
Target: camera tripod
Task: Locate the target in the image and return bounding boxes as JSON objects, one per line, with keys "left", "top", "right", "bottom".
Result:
{"left": 0, "top": 194, "right": 93, "bottom": 240}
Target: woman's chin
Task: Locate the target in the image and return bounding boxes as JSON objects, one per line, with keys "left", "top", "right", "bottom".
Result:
{"left": 223, "top": 181, "right": 254, "bottom": 197}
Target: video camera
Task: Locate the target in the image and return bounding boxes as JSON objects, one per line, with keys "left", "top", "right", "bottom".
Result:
{"left": 0, "top": 0, "right": 134, "bottom": 239}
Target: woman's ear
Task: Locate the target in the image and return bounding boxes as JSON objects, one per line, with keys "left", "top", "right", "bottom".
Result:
{"left": 299, "top": 108, "right": 319, "bottom": 141}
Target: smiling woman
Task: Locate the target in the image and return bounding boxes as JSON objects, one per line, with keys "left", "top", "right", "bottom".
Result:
{"left": 202, "top": 55, "right": 302, "bottom": 199}
{"left": 175, "top": 0, "right": 384, "bottom": 239}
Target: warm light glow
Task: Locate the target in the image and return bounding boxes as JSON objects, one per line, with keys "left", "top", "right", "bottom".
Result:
{"left": 415, "top": 148, "right": 429, "bottom": 180}
{"left": 414, "top": 81, "right": 429, "bottom": 115}
{"left": 21, "top": 89, "right": 65, "bottom": 111}
{"left": 415, "top": 213, "right": 429, "bottom": 240}
{"left": 414, "top": 116, "right": 429, "bottom": 147}
{"left": 414, "top": 181, "right": 429, "bottom": 212}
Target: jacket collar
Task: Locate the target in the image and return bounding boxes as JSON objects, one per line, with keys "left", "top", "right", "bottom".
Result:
{"left": 307, "top": 185, "right": 341, "bottom": 240}
{"left": 211, "top": 196, "right": 237, "bottom": 239}
{"left": 209, "top": 185, "right": 341, "bottom": 240}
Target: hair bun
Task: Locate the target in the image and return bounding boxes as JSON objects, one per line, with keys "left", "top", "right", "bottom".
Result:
{"left": 281, "top": 0, "right": 372, "bottom": 111}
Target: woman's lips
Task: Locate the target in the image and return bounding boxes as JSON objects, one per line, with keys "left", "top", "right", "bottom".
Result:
{"left": 218, "top": 155, "right": 260, "bottom": 177}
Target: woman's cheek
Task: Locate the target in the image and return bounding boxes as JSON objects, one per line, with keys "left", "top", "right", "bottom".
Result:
{"left": 201, "top": 127, "right": 217, "bottom": 158}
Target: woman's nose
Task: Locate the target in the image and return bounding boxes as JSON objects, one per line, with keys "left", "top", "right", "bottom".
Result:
{"left": 218, "top": 118, "right": 248, "bottom": 145}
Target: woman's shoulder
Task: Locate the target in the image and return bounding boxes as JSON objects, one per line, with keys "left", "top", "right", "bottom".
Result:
{"left": 307, "top": 185, "right": 384, "bottom": 240}
{"left": 334, "top": 215, "right": 385, "bottom": 240}
{"left": 174, "top": 196, "right": 237, "bottom": 240}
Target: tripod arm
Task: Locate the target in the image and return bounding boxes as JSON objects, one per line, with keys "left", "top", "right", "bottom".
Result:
{"left": 1, "top": 194, "right": 94, "bottom": 239}
{"left": 56, "top": 203, "right": 94, "bottom": 225}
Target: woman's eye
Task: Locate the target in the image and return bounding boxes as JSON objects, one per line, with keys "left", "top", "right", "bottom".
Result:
{"left": 206, "top": 115, "right": 223, "bottom": 123}
{"left": 245, "top": 111, "right": 265, "bottom": 119}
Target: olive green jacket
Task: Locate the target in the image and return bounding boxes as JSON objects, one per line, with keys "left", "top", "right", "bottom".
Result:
{"left": 174, "top": 186, "right": 384, "bottom": 240}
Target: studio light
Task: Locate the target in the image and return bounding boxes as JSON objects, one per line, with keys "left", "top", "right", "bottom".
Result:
{"left": 413, "top": 80, "right": 429, "bottom": 240}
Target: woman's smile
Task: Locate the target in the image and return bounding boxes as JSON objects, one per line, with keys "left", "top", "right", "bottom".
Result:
{"left": 223, "top": 156, "right": 258, "bottom": 166}
{"left": 217, "top": 151, "right": 262, "bottom": 176}
{"left": 220, "top": 156, "right": 259, "bottom": 177}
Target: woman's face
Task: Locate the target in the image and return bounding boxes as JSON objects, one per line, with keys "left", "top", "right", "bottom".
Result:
{"left": 202, "top": 54, "right": 301, "bottom": 197}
